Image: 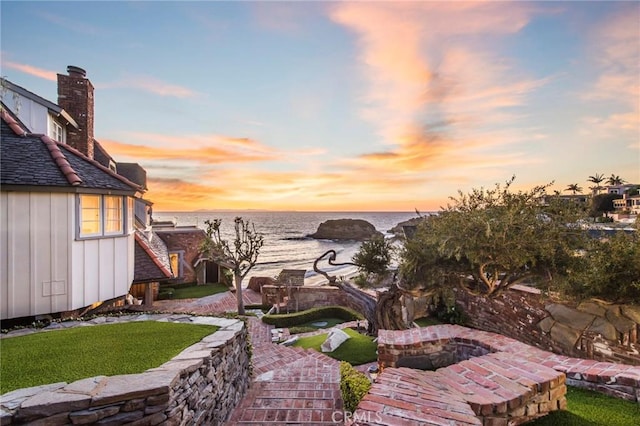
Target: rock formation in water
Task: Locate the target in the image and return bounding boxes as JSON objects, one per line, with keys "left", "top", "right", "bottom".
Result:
{"left": 308, "top": 219, "right": 383, "bottom": 241}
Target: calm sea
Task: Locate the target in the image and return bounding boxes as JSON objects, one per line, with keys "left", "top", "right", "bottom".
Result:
{"left": 153, "top": 211, "right": 419, "bottom": 285}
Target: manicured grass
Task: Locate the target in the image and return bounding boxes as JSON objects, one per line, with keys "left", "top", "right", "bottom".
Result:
{"left": 414, "top": 316, "right": 442, "bottom": 327}
{"left": 292, "top": 328, "right": 377, "bottom": 365}
{"left": 171, "top": 283, "right": 229, "bottom": 299}
{"left": 1, "top": 321, "right": 218, "bottom": 394}
{"left": 530, "top": 386, "right": 640, "bottom": 425}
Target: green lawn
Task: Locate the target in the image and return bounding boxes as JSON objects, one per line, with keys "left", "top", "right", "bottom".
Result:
{"left": 1, "top": 321, "right": 218, "bottom": 394}
{"left": 292, "top": 328, "right": 377, "bottom": 365}
{"left": 170, "top": 283, "right": 229, "bottom": 299}
{"left": 530, "top": 386, "right": 640, "bottom": 425}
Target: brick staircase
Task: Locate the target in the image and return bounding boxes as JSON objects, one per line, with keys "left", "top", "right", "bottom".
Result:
{"left": 227, "top": 318, "right": 344, "bottom": 425}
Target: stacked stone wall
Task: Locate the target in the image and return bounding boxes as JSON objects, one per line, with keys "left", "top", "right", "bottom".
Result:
{"left": 1, "top": 316, "right": 250, "bottom": 425}
{"left": 454, "top": 286, "right": 640, "bottom": 365}
{"left": 261, "top": 285, "right": 350, "bottom": 311}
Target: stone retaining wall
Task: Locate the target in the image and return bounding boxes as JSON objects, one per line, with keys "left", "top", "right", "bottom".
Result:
{"left": 378, "top": 324, "right": 640, "bottom": 402}
{"left": 0, "top": 315, "right": 250, "bottom": 425}
{"left": 454, "top": 285, "right": 640, "bottom": 365}
{"left": 262, "top": 285, "right": 352, "bottom": 312}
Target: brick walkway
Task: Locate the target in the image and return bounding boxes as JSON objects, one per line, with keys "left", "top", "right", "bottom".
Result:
{"left": 142, "top": 293, "right": 348, "bottom": 424}
{"left": 141, "top": 288, "right": 263, "bottom": 314}
{"left": 227, "top": 317, "right": 344, "bottom": 425}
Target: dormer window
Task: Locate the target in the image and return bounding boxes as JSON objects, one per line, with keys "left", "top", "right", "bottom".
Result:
{"left": 49, "top": 120, "right": 63, "bottom": 143}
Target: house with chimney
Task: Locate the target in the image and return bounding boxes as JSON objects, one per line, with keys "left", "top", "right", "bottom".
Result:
{"left": 0, "top": 66, "right": 177, "bottom": 321}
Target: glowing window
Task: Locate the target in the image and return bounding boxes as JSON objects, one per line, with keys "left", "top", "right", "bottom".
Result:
{"left": 78, "top": 195, "right": 126, "bottom": 239}
{"left": 104, "top": 196, "right": 123, "bottom": 234}
{"left": 80, "top": 194, "right": 101, "bottom": 236}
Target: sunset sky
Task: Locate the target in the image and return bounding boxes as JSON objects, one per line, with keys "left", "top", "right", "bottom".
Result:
{"left": 1, "top": 1, "right": 638, "bottom": 212}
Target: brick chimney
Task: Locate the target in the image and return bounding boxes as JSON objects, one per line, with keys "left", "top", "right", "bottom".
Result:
{"left": 57, "top": 66, "right": 94, "bottom": 159}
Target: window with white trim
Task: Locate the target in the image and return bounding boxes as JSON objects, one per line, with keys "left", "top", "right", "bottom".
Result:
{"left": 49, "top": 120, "right": 64, "bottom": 143}
{"left": 80, "top": 194, "right": 102, "bottom": 236}
{"left": 104, "top": 195, "right": 123, "bottom": 234}
{"left": 78, "top": 194, "right": 126, "bottom": 238}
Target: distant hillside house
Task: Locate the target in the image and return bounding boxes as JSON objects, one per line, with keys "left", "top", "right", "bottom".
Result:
{"left": 613, "top": 192, "right": 640, "bottom": 215}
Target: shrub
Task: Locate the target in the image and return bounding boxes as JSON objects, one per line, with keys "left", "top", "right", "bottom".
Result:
{"left": 340, "top": 362, "right": 371, "bottom": 413}
{"left": 435, "top": 303, "right": 467, "bottom": 325}
{"left": 157, "top": 287, "right": 175, "bottom": 300}
{"left": 261, "top": 306, "right": 363, "bottom": 327}
{"left": 558, "top": 231, "right": 640, "bottom": 304}
{"left": 288, "top": 326, "right": 317, "bottom": 334}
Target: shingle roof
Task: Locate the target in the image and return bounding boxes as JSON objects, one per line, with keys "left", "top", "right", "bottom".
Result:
{"left": 134, "top": 230, "right": 173, "bottom": 283}
{"left": 1, "top": 109, "right": 141, "bottom": 193}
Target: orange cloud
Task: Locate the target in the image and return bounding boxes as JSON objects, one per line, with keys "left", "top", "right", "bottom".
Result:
{"left": 101, "top": 135, "right": 277, "bottom": 164}
{"left": 2, "top": 61, "right": 56, "bottom": 81}
{"left": 325, "top": 0, "right": 550, "bottom": 198}
{"left": 146, "top": 178, "right": 229, "bottom": 211}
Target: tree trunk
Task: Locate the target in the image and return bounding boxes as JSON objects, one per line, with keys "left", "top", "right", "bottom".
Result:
{"left": 375, "top": 284, "right": 408, "bottom": 331}
{"left": 331, "top": 281, "right": 378, "bottom": 334}
{"left": 235, "top": 272, "right": 245, "bottom": 315}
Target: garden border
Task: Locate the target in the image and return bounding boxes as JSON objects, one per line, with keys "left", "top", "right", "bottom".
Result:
{"left": 0, "top": 314, "right": 250, "bottom": 426}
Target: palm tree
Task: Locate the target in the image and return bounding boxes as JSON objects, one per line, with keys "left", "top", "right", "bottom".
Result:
{"left": 565, "top": 183, "right": 582, "bottom": 195}
{"left": 587, "top": 173, "right": 605, "bottom": 195}
{"left": 606, "top": 174, "right": 625, "bottom": 186}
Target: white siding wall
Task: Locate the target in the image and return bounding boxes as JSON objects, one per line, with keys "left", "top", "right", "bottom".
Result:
{"left": 70, "top": 202, "right": 134, "bottom": 310}
{"left": 1, "top": 192, "right": 72, "bottom": 319}
{"left": 4, "top": 90, "right": 49, "bottom": 134}
{"left": 1, "top": 191, "right": 135, "bottom": 320}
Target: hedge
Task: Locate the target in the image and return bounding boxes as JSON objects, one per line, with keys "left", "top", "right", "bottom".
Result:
{"left": 261, "top": 306, "right": 363, "bottom": 328}
{"left": 340, "top": 362, "right": 371, "bottom": 413}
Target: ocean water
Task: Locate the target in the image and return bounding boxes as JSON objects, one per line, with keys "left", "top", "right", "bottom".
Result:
{"left": 153, "top": 211, "right": 419, "bottom": 285}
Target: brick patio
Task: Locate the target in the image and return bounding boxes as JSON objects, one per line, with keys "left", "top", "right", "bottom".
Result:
{"left": 141, "top": 293, "right": 640, "bottom": 425}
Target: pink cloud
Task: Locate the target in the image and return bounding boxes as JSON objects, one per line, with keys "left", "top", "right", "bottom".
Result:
{"left": 329, "top": 1, "right": 543, "bottom": 144}
{"left": 98, "top": 76, "right": 197, "bottom": 98}
{"left": 585, "top": 5, "right": 640, "bottom": 133}
{"left": 2, "top": 61, "right": 57, "bottom": 81}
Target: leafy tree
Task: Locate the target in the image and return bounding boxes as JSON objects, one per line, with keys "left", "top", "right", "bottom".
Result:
{"left": 565, "top": 183, "right": 583, "bottom": 195}
{"left": 587, "top": 173, "right": 605, "bottom": 194}
{"left": 399, "top": 177, "right": 584, "bottom": 297}
{"left": 352, "top": 235, "right": 395, "bottom": 286}
{"left": 606, "top": 174, "right": 626, "bottom": 186}
{"left": 559, "top": 232, "right": 640, "bottom": 304}
{"left": 201, "top": 217, "right": 264, "bottom": 315}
